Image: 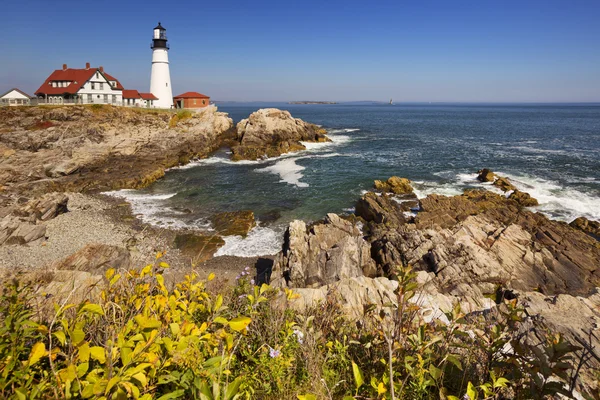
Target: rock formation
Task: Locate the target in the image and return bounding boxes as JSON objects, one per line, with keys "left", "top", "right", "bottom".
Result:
{"left": 271, "top": 177, "right": 600, "bottom": 393}
{"left": 210, "top": 210, "right": 256, "bottom": 237}
{"left": 271, "top": 213, "right": 376, "bottom": 288}
{"left": 231, "top": 108, "right": 330, "bottom": 160}
{"left": 0, "top": 105, "right": 234, "bottom": 198}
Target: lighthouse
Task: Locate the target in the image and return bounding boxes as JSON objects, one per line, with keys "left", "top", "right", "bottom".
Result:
{"left": 150, "top": 22, "right": 173, "bottom": 108}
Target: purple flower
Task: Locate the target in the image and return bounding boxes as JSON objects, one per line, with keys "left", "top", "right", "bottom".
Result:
{"left": 269, "top": 347, "right": 281, "bottom": 358}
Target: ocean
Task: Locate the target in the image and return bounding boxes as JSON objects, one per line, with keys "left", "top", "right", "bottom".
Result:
{"left": 108, "top": 103, "right": 600, "bottom": 257}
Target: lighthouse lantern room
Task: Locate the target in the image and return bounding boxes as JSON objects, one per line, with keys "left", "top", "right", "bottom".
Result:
{"left": 150, "top": 22, "right": 173, "bottom": 108}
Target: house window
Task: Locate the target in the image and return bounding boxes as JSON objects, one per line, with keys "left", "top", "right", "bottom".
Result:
{"left": 91, "top": 82, "right": 96, "bottom": 90}
{"left": 193, "top": 99, "right": 196, "bottom": 105}
{"left": 112, "top": 95, "right": 116, "bottom": 103}
{"left": 87, "top": 94, "right": 92, "bottom": 103}
{"left": 96, "top": 72, "right": 99, "bottom": 79}
{"left": 103, "top": 94, "right": 108, "bottom": 103}
{"left": 202, "top": 100, "right": 206, "bottom": 105}
{"left": 52, "top": 82, "right": 57, "bottom": 87}
{"left": 99, "top": 82, "right": 103, "bottom": 90}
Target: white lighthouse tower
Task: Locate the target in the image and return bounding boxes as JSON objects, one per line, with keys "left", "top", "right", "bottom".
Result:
{"left": 150, "top": 22, "right": 173, "bottom": 108}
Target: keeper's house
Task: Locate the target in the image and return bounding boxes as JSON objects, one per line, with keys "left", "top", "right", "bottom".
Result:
{"left": 122, "top": 90, "right": 158, "bottom": 107}
{"left": 34, "top": 63, "right": 124, "bottom": 105}
{"left": 173, "top": 92, "right": 210, "bottom": 109}
{"left": 0, "top": 88, "right": 31, "bottom": 106}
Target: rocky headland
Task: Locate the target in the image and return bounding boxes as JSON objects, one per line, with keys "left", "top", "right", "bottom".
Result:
{"left": 231, "top": 108, "right": 330, "bottom": 161}
{"left": 0, "top": 105, "right": 331, "bottom": 277}
{"left": 270, "top": 174, "right": 600, "bottom": 393}
{"left": 2, "top": 105, "right": 599, "bottom": 394}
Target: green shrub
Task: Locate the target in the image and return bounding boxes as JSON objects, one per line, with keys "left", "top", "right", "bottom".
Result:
{"left": 0, "top": 260, "right": 592, "bottom": 399}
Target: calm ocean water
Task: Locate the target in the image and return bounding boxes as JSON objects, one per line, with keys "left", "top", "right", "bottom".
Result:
{"left": 109, "top": 103, "right": 600, "bottom": 256}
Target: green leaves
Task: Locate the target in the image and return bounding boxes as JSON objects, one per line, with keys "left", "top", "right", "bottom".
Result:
{"left": 351, "top": 360, "right": 364, "bottom": 393}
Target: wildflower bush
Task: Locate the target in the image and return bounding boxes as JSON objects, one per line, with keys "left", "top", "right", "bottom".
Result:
{"left": 0, "top": 256, "right": 593, "bottom": 399}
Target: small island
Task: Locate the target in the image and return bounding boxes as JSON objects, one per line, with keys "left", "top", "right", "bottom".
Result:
{"left": 288, "top": 101, "right": 337, "bottom": 104}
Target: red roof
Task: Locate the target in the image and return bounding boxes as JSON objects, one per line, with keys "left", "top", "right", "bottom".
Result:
{"left": 173, "top": 91, "right": 210, "bottom": 99}
{"left": 122, "top": 89, "right": 142, "bottom": 99}
{"left": 103, "top": 72, "right": 124, "bottom": 90}
{"left": 35, "top": 66, "right": 124, "bottom": 96}
{"left": 140, "top": 92, "right": 158, "bottom": 100}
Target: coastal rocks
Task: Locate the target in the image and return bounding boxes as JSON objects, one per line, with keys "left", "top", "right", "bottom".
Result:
{"left": 173, "top": 233, "right": 225, "bottom": 263}
{"left": 0, "top": 218, "right": 46, "bottom": 245}
{"left": 271, "top": 213, "right": 376, "bottom": 288}
{"left": 284, "top": 276, "right": 399, "bottom": 319}
{"left": 53, "top": 243, "right": 132, "bottom": 272}
{"left": 210, "top": 210, "right": 256, "bottom": 237}
{"left": 508, "top": 189, "right": 539, "bottom": 206}
{"left": 0, "top": 105, "right": 234, "bottom": 197}
{"left": 355, "top": 192, "right": 406, "bottom": 226}
{"left": 570, "top": 216, "right": 600, "bottom": 240}
{"left": 231, "top": 108, "right": 330, "bottom": 161}
{"left": 18, "top": 192, "right": 69, "bottom": 221}
{"left": 373, "top": 176, "right": 415, "bottom": 196}
{"left": 477, "top": 168, "right": 495, "bottom": 182}
{"left": 492, "top": 176, "right": 516, "bottom": 192}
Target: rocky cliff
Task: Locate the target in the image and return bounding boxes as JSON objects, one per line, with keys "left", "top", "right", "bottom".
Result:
{"left": 0, "top": 105, "right": 234, "bottom": 198}
{"left": 231, "top": 108, "right": 330, "bottom": 160}
{"left": 271, "top": 175, "right": 600, "bottom": 392}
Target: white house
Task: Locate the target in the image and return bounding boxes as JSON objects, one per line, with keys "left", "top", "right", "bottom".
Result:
{"left": 122, "top": 90, "right": 158, "bottom": 107}
{"left": 34, "top": 63, "right": 124, "bottom": 105}
{"left": 0, "top": 88, "right": 31, "bottom": 106}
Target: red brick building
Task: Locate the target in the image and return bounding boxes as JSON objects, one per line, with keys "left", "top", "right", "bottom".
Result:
{"left": 173, "top": 92, "right": 210, "bottom": 109}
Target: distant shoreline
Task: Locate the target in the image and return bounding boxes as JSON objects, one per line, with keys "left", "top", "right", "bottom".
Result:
{"left": 288, "top": 101, "right": 338, "bottom": 105}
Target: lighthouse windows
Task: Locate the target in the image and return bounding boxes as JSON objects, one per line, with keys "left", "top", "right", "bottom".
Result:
{"left": 166, "top": 83, "right": 168, "bottom": 87}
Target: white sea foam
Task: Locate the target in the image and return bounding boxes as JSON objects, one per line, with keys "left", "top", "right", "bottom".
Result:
{"left": 414, "top": 172, "right": 600, "bottom": 223}
{"left": 103, "top": 190, "right": 211, "bottom": 229}
{"left": 215, "top": 226, "right": 283, "bottom": 257}
{"left": 256, "top": 157, "right": 309, "bottom": 187}
{"left": 495, "top": 172, "right": 600, "bottom": 222}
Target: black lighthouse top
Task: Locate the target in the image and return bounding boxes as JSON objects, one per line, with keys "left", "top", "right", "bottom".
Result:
{"left": 151, "top": 22, "right": 169, "bottom": 50}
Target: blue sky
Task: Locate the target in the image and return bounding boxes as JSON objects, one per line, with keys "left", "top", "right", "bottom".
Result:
{"left": 1, "top": 0, "right": 599, "bottom": 102}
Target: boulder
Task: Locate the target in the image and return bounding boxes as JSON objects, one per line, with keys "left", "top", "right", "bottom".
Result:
{"left": 54, "top": 244, "right": 132, "bottom": 272}
{"left": 373, "top": 176, "right": 415, "bottom": 196}
{"left": 210, "top": 210, "right": 256, "bottom": 237}
{"left": 493, "top": 176, "right": 516, "bottom": 192}
{"left": 570, "top": 217, "right": 600, "bottom": 240}
{"left": 173, "top": 233, "right": 225, "bottom": 263}
{"left": 477, "top": 168, "right": 496, "bottom": 182}
{"left": 232, "top": 108, "right": 330, "bottom": 160}
{"left": 508, "top": 189, "right": 539, "bottom": 207}
{"left": 271, "top": 213, "right": 376, "bottom": 288}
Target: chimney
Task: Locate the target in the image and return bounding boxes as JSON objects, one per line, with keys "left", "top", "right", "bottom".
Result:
{"left": 99, "top": 66, "right": 104, "bottom": 73}
{"left": 86, "top": 62, "right": 90, "bottom": 70}
{"left": 62, "top": 64, "right": 67, "bottom": 71}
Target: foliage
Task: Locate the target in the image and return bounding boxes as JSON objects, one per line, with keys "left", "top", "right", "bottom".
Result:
{"left": 169, "top": 110, "right": 193, "bottom": 128}
{"left": 0, "top": 259, "right": 594, "bottom": 399}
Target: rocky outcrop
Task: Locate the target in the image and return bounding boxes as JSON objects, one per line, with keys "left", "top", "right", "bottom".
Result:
{"left": 570, "top": 216, "right": 600, "bottom": 240}
{"left": 0, "top": 105, "right": 234, "bottom": 197}
{"left": 373, "top": 176, "right": 414, "bottom": 195}
{"left": 231, "top": 108, "right": 330, "bottom": 160}
{"left": 210, "top": 210, "right": 256, "bottom": 237}
{"left": 173, "top": 233, "right": 225, "bottom": 263}
{"left": 0, "top": 192, "right": 69, "bottom": 245}
{"left": 271, "top": 213, "right": 376, "bottom": 288}
{"left": 272, "top": 184, "right": 600, "bottom": 392}
{"left": 508, "top": 189, "right": 538, "bottom": 206}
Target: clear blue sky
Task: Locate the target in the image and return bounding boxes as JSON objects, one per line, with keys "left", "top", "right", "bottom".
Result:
{"left": 1, "top": 0, "right": 599, "bottom": 102}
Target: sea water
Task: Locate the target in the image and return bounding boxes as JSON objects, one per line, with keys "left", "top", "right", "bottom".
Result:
{"left": 108, "top": 103, "right": 600, "bottom": 256}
